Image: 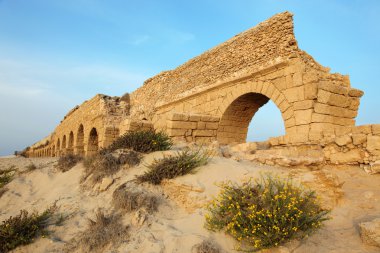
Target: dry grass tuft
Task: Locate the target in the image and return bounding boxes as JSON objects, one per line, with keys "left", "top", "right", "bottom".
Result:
{"left": 101, "top": 130, "right": 172, "bottom": 154}
{"left": 66, "top": 210, "right": 129, "bottom": 253}
{"left": 56, "top": 154, "right": 83, "bottom": 172}
{"left": 25, "top": 163, "right": 38, "bottom": 172}
{"left": 112, "top": 182, "right": 159, "bottom": 213}
{"left": 0, "top": 166, "right": 17, "bottom": 189}
{"left": 82, "top": 149, "right": 141, "bottom": 184}
{"left": 194, "top": 239, "right": 221, "bottom": 253}
{"left": 137, "top": 149, "right": 209, "bottom": 185}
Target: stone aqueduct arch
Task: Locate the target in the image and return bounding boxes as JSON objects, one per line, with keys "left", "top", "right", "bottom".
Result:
{"left": 26, "top": 12, "right": 380, "bottom": 163}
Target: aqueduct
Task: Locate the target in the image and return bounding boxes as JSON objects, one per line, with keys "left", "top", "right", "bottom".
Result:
{"left": 25, "top": 12, "right": 380, "bottom": 167}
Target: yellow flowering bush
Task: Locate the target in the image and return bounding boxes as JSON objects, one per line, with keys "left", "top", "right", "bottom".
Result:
{"left": 205, "top": 175, "right": 329, "bottom": 251}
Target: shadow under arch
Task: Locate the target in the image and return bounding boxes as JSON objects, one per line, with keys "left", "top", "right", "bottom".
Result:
{"left": 87, "top": 127, "right": 99, "bottom": 156}
{"left": 76, "top": 124, "right": 85, "bottom": 156}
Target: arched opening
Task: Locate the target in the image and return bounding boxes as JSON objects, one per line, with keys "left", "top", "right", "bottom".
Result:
{"left": 87, "top": 127, "right": 99, "bottom": 156}
{"left": 52, "top": 145, "right": 55, "bottom": 157}
{"left": 217, "top": 92, "right": 285, "bottom": 144}
{"left": 68, "top": 131, "right": 74, "bottom": 154}
{"left": 62, "top": 135, "right": 67, "bottom": 154}
{"left": 56, "top": 139, "right": 61, "bottom": 156}
{"left": 246, "top": 100, "right": 285, "bottom": 142}
{"left": 76, "top": 124, "right": 84, "bottom": 156}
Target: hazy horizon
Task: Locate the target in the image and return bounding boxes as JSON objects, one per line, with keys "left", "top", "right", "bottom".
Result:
{"left": 1, "top": 0, "right": 379, "bottom": 155}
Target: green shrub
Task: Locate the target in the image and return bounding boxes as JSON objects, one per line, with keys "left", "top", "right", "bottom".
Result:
{"left": 137, "top": 149, "right": 209, "bottom": 185}
{"left": 0, "top": 166, "right": 17, "bottom": 189}
{"left": 101, "top": 130, "right": 172, "bottom": 154}
{"left": 56, "top": 154, "right": 83, "bottom": 172}
{"left": 205, "top": 175, "right": 329, "bottom": 251}
{"left": 112, "top": 182, "right": 159, "bottom": 213}
{"left": 82, "top": 150, "right": 141, "bottom": 184}
{"left": 0, "top": 203, "right": 58, "bottom": 253}
{"left": 65, "top": 210, "right": 129, "bottom": 253}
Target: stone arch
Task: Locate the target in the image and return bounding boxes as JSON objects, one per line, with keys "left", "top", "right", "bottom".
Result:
{"left": 87, "top": 127, "right": 99, "bottom": 156}
{"left": 216, "top": 81, "right": 294, "bottom": 144}
{"left": 76, "top": 124, "right": 85, "bottom": 156}
{"left": 68, "top": 131, "right": 74, "bottom": 154}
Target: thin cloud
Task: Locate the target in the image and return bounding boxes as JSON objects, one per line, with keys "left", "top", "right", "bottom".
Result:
{"left": 128, "top": 35, "right": 151, "bottom": 46}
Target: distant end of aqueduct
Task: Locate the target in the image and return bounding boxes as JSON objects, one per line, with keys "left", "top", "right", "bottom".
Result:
{"left": 25, "top": 12, "right": 380, "bottom": 167}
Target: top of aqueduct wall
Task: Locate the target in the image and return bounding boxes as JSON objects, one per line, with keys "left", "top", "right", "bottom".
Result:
{"left": 129, "top": 11, "right": 335, "bottom": 120}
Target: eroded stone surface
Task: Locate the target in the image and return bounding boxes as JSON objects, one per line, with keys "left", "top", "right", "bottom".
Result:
{"left": 359, "top": 218, "right": 380, "bottom": 247}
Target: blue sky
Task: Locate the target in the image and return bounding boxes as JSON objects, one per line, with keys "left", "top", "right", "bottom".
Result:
{"left": 0, "top": 0, "right": 379, "bottom": 155}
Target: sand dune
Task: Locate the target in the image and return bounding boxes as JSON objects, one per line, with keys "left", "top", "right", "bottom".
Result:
{"left": 0, "top": 153, "right": 379, "bottom": 253}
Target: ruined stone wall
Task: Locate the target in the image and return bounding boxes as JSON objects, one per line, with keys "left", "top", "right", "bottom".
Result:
{"left": 27, "top": 94, "right": 129, "bottom": 157}
{"left": 130, "top": 11, "right": 299, "bottom": 120}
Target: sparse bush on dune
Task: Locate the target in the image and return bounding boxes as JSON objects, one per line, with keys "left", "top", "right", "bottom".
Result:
{"left": 65, "top": 210, "right": 129, "bottom": 253}
{"left": 0, "top": 166, "right": 17, "bottom": 189}
{"left": 136, "top": 149, "right": 210, "bottom": 185}
{"left": 112, "top": 182, "right": 159, "bottom": 213}
{"left": 82, "top": 150, "right": 142, "bottom": 184}
{"left": 0, "top": 202, "right": 59, "bottom": 253}
{"left": 194, "top": 239, "right": 221, "bottom": 253}
{"left": 56, "top": 154, "right": 83, "bottom": 172}
{"left": 25, "top": 163, "right": 38, "bottom": 172}
{"left": 101, "top": 130, "right": 172, "bottom": 154}
{"left": 205, "top": 175, "right": 330, "bottom": 251}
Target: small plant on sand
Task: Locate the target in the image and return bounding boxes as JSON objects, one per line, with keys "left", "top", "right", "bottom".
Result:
{"left": 82, "top": 150, "right": 141, "bottom": 184}
{"left": 25, "top": 163, "right": 38, "bottom": 172}
{"left": 112, "top": 182, "right": 159, "bottom": 213}
{"left": 205, "top": 175, "right": 329, "bottom": 251}
{"left": 0, "top": 166, "right": 17, "bottom": 189}
{"left": 0, "top": 202, "right": 59, "bottom": 253}
{"left": 137, "top": 149, "right": 210, "bottom": 185}
{"left": 101, "top": 130, "right": 172, "bottom": 154}
{"left": 194, "top": 239, "right": 221, "bottom": 253}
{"left": 65, "top": 210, "right": 129, "bottom": 253}
{"left": 56, "top": 153, "right": 83, "bottom": 172}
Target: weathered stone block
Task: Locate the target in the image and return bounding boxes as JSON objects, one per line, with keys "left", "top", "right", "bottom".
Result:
{"left": 206, "top": 122, "right": 219, "bottom": 130}
{"left": 318, "top": 81, "right": 348, "bottom": 95}
{"left": 193, "top": 130, "right": 214, "bottom": 137}
{"left": 294, "top": 109, "right": 313, "bottom": 125}
{"left": 304, "top": 83, "right": 318, "bottom": 99}
{"left": 167, "top": 120, "right": 197, "bottom": 129}
{"left": 353, "top": 125, "right": 372, "bottom": 134}
{"left": 167, "top": 128, "right": 188, "bottom": 136}
{"left": 330, "top": 149, "right": 364, "bottom": 164}
{"left": 352, "top": 134, "right": 367, "bottom": 145}
{"left": 189, "top": 114, "right": 202, "bottom": 121}
{"left": 317, "top": 89, "right": 348, "bottom": 107}
{"left": 314, "top": 103, "right": 356, "bottom": 118}
{"left": 169, "top": 113, "right": 189, "bottom": 121}
{"left": 197, "top": 121, "right": 206, "bottom": 129}
{"left": 348, "top": 88, "right": 364, "bottom": 97}
{"left": 335, "top": 135, "right": 352, "bottom": 146}
{"left": 283, "top": 86, "right": 304, "bottom": 103}
{"left": 293, "top": 100, "right": 314, "bottom": 110}
{"left": 200, "top": 115, "right": 220, "bottom": 122}
{"left": 372, "top": 124, "right": 380, "bottom": 135}
{"left": 367, "top": 135, "right": 380, "bottom": 153}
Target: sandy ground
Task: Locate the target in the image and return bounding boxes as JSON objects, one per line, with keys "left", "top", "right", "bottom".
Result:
{"left": 0, "top": 153, "right": 379, "bottom": 253}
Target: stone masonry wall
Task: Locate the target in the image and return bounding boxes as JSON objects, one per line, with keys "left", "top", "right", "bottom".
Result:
{"left": 130, "top": 11, "right": 299, "bottom": 120}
